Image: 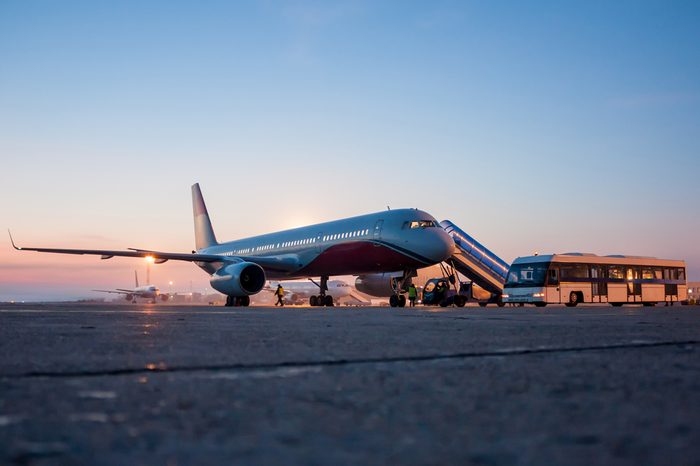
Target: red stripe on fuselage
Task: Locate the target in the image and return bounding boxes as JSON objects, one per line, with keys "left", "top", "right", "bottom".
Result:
{"left": 295, "top": 241, "right": 425, "bottom": 277}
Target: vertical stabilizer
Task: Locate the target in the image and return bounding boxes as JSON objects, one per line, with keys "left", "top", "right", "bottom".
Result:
{"left": 192, "top": 183, "right": 218, "bottom": 250}
{"left": 135, "top": 270, "right": 139, "bottom": 288}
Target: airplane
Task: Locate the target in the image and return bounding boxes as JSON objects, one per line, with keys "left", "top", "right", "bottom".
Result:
{"left": 93, "top": 270, "right": 168, "bottom": 304}
{"left": 10, "top": 183, "right": 455, "bottom": 307}
{"left": 265, "top": 280, "right": 360, "bottom": 305}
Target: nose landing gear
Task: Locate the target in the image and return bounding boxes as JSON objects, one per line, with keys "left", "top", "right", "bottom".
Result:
{"left": 389, "top": 269, "right": 416, "bottom": 308}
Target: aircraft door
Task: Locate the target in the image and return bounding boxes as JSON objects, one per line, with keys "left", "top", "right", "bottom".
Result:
{"left": 316, "top": 232, "right": 323, "bottom": 253}
{"left": 373, "top": 220, "right": 383, "bottom": 240}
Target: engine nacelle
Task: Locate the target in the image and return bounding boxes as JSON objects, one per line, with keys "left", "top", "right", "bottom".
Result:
{"left": 356, "top": 272, "right": 409, "bottom": 297}
{"left": 210, "top": 262, "right": 266, "bottom": 296}
{"left": 125, "top": 294, "right": 134, "bottom": 301}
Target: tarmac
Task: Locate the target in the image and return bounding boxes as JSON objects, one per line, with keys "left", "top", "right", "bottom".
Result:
{"left": 1, "top": 303, "right": 699, "bottom": 465}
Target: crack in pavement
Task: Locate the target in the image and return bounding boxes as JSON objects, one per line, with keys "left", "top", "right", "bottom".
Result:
{"left": 3, "top": 340, "right": 697, "bottom": 380}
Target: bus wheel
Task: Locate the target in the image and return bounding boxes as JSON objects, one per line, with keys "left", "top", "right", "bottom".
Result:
{"left": 642, "top": 302, "right": 655, "bottom": 307}
{"left": 611, "top": 302, "right": 623, "bottom": 307}
{"left": 534, "top": 302, "right": 547, "bottom": 308}
{"left": 565, "top": 291, "right": 580, "bottom": 307}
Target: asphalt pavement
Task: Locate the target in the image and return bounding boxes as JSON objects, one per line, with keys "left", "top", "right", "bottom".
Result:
{"left": 1, "top": 303, "right": 699, "bottom": 465}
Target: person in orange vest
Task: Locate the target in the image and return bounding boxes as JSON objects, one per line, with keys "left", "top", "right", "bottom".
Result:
{"left": 275, "top": 284, "right": 285, "bottom": 306}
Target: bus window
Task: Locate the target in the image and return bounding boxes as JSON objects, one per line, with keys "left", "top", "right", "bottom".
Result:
{"left": 653, "top": 268, "right": 663, "bottom": 280}
{"left": 505, "top": 263, "right": 549, "bottom": 287}
{"left": 642, "top": 268, "right": 654, "bottom": 280}
{"left": 547, "top": 268, "right": 559, "bottom": 286}
{"left": 608, "top": 266, "right": 624, "bottom": 280}
{"left": 560, "top": 264, "right": 589, "bottom": 279}
{"left": 678, "top": 268, "right": 686, "bottom": 281}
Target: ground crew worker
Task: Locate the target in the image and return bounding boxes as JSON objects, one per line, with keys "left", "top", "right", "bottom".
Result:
{"left": 408, "top": 283, "right": 418, "bottom": 307}
{"left": 275, "top": 284, "right": 285, "bottom": 306}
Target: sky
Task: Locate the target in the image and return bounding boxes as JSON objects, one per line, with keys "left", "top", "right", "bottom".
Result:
{"left": 1, "top": 0, "right": 699, "bottom": 300}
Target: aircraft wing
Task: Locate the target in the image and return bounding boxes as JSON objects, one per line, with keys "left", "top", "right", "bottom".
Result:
{"left": 10, "top": 243, "right": 224, "bottom": 263}
{"left": 93, "top": 289, "right": 132, "bottom": 295}
{"left": 9, "top": 232, "right": 300, "bottom": 273}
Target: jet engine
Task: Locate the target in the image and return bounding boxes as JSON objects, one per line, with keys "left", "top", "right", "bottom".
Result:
{"left": 210, "top": 262, "right": 266, "bottom": 296}
{"left": 125, "top": 294, "right": 134, "bottom": 301}
{"left": 355, "top": 272, "right": 408, "bottom": 297}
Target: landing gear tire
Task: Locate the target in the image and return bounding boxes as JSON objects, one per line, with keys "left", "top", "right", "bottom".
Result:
{"left": 324, "top": 295, "right": 334, "bottom": 307}
{"left": 389, "top": 295, "right": 399, "bottom": 308}
{"left": 310, "top": 296, "right": 318, "bottom": 307}
{"left": 565, "top": 291, "right": 580, "bottom": 307}
{"left": 225, "top": 296, "right": 234, "bottom": 307}
{"left": 398, "top": 295, "right": 406, "bottom": 308}
{"left": 239, "top": 296, "right": 250, "bottom": 307}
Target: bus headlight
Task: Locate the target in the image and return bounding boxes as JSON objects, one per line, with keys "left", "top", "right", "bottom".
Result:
{"left": 502, "top": 294, "right": 509, "bottom": 299}
{"left": 533, "top": 292, "right": 545, "bottom": 298}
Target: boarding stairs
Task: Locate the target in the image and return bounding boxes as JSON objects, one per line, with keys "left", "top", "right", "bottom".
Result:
{"left": 440, "top": 220, "right": 509, "bottom": 298}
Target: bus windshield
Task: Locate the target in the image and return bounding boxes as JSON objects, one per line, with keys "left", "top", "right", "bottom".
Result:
{"left": 506, "top": 263, "right": 549, "bottom": 288}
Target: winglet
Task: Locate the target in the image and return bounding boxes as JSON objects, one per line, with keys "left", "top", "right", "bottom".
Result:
{"left": 8, "top": 230, "right": 21, "bottom": 250}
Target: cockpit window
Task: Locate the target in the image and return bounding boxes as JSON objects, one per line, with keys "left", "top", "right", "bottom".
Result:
{"left": 409, "top": 220, "right": 436, "bottom": 229}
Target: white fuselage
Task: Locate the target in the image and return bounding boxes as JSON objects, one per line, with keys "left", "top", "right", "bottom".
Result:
{"left": 200, "top": 209, "right": 455, "bottom": 280}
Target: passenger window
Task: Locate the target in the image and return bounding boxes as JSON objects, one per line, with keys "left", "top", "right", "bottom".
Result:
{"left": 560, "top": 264, "right": 589, "bottom": 279}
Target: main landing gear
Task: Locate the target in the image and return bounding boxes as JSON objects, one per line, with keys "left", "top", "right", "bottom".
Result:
{"left": 225, "top": 295, "right": 250, "bottom": 307}
{"left": 309, "top": 276, "right": 334, "bottom": 307}
{"left": 389, "top": 269, "right": 416, "bottom": 308}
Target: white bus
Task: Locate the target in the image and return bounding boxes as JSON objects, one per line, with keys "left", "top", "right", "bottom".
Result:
{"left": 502, "top": 253, "right": 687, "bottom": 307}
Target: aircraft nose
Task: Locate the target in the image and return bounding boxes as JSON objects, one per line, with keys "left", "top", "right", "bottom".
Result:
{"left": 427, "top": 228, "right": 456, "bottom": 263}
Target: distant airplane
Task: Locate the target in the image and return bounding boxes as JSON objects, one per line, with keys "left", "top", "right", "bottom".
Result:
{"left": 10, "top": 183, "right": 454, "bottom": 307}
{"left": 94, "top": 270, "right": 168, "bottom": 304}
{"left": 265, "top": 280, "right": 361, "bottom": 305}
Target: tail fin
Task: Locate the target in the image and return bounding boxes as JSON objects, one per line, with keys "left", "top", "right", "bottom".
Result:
{"left": 135, "top": 270, "right": 139, "bottom": 287}
{"left": 192, "top": 183, "right": 218, "bottom": 250}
